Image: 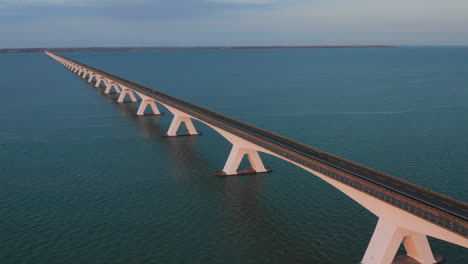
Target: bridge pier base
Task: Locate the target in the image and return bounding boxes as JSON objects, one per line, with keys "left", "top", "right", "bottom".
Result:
{"left": 362, "top": 218, "right": 437, "bottom": 264}
{"left": 117, "top": 88, "right": 138, "bottom": 103}
{"left": 95, "top": 77, "right": 104, "bottom": 88}
{"left": 162, "top": 115, "right": 200, "bottom": 136}
{"left": 87, "top": 74, "right": 95, "bottom": 83}
{"left": 137, "top": 99, "right": 161, "bottom": 115}
{"left": 217, "top": 145, "right": 271, "bottom": 176}
{"left": 104, "top": 82, "right": 121, "bottom": 94}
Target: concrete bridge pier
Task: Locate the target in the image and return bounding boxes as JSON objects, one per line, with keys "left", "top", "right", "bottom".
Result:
{"left": 117, "top": 87, "right": 138, "bottom": 103}
{"left": 164, "top": 116, "right": 199, "bottom": 136}
{"left": 87, "top": 73, "right": 95, "bottom": 83}
{"left": 218, "top": 144, "right": 270, "bottom": 176}
{"left": 206, "top": 127, "right": 271, "bottom": 176}
{"left": 161, "top": 105, "right": 200, "bottom": 136}
{"left": 362, "top": 218, "right": 437, "bottom": 264}
{"left": 94, "top": 76, "right": 105, "bottom": 88}
{"left": 104, "top": 81, "right": 121, "bottom": 94}
{"left": 136, "top": 94, "right": 161, "bottom": 115}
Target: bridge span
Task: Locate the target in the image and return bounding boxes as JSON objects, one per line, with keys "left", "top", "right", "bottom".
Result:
{"left": 46, "top": 51, "right": 467, "bottom": 264}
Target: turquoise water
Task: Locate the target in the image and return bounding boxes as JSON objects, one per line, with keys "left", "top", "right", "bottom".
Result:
{"left": 1, "top": 47, "right": 467, "bottom": 263}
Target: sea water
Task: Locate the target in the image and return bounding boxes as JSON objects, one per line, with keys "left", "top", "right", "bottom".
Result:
{"left": 1, "top": 47, "right": 467, "bottom": 263}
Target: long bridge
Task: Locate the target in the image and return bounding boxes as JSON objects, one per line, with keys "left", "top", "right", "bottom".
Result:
{"left": 45, "top": 51, "right": 467, "bottom": 264}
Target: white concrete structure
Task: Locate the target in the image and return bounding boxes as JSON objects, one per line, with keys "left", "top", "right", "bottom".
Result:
{"left": 135, "top": 92, "right": 161, "bottom": 115}
{"left": 220, "top": 142, "right": 268, "bottom": 175}
{"left": 117, "top": 86, "right": 138, "bottom": 103}
{"left": 87, "top": 73, "right": 95, "bottom": 83}
{"left": 46, "top": 51, "right": 467, "bottom": 264}
{"left": 82, "top": 70, "right": 89, "bottom": 79}
{"left": 161, "top": 104, "right": 200, "bottom": 136}
{"left": 104, "top": 81, "right": 121, "bottom": 94}
{"left": 362, "top": 218, "right": 436, "bottom": 264}
{"left": 94, "top": 75, "right": 105, "bottom": 88}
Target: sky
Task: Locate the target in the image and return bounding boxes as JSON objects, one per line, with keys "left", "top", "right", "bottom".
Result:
{"left": 1, "top": 0, "right": 468, "bottom": 48}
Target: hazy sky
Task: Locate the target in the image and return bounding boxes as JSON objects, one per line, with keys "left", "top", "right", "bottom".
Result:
{"left": 1, "top": 0, "right": 468, "bottom": 48}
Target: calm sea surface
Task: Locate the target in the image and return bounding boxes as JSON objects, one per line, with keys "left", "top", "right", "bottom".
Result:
{"left": 1, "top": 47, "right": 467, "bottom": 263}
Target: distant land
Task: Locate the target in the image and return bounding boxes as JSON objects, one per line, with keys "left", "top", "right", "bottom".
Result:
{"left": 0, "top": 45, "right": 397, "bottom": 54}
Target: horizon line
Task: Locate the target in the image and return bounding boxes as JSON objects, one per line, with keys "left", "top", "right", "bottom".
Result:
{"left": 2, "top": 45, "right": 398, "bottom": 53}
{"left": 2, "top": 45, "right": 468, "bottom": 53}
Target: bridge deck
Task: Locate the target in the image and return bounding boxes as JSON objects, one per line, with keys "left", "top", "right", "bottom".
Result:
{"left": 50, "top": 52, "right": 468, "bottom": 238}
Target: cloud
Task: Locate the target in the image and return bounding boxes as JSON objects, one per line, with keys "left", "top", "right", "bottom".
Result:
{"left": 0, "top": 0, "right": 467, "bottom": 48}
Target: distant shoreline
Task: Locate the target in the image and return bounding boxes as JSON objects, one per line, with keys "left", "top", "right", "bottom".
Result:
{"left": 0, "top": 45, "right": 397, "bottom": 54}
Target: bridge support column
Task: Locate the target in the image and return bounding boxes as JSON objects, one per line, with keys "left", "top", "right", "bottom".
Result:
{"left": 82, "top": 71, "right": 88, "bottom": 79}
{"left": 403, "top": 233, "right": 438, "bottom": 264}
{"left": 117, "top": 88, "right": 138, "bottom": 103}
{"left": 160, "top": 104, "right": 200, "bottom": 136}
{"left": 362, "top": 218, "right": 436, "bottom": 264}
{"left": 104, "top": 82, "right": 121, "bottom": 94}
{"left": 137, "top": 98, "right": 161, "bottom": 115}
{"left": 95, "top": 77, "right": 104, "bottom": 88}
{"left": 87, "top": 74, "right": 95, "bottom": 83}
{"left": 217, "top": 145, "right": 270, "bottom": 176}
{"left": 163, "top": 115, "right": 200, "bottom": 136}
